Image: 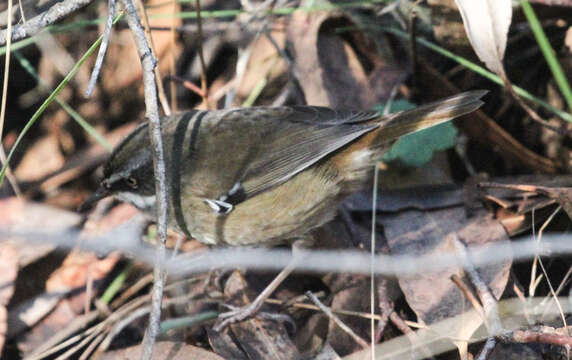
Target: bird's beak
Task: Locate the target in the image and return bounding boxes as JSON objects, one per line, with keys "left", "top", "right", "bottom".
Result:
{"left": 78, "top": 185, "right": 111, "bottom": 213}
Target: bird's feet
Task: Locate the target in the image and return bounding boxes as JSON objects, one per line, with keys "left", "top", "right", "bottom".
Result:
{"left": 213, "top": 302, "right": 262, "bottom": 331}
{"left": 213, "top": 303, "right": 293, "bottom": 331}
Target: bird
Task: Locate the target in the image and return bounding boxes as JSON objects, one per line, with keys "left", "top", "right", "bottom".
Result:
{"left": 80, "top": 90, "right": 486, "bottom": 329}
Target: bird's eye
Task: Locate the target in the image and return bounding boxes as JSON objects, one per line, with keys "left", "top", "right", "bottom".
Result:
{"left": 126, "top": 177, "right": 138, "bottom": 189}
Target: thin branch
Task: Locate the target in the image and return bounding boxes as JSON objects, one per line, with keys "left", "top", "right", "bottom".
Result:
{"left": 509, "top": 327, "right": 572, "bottom": 347}
{"left": 475, "top": 337, "right": 497, "bottom": 360}
{"left": 85, "top": 0, "right": 117, "bottom": 97}
{"left": 134, "top": 0, "right": 171, "bottom": 115}
{"left": 451, "top": 274, "right": 485, "bottom": 319}
{"left": 305, "top": 291, "right": 370, "bottom": 349}
{"left": 0, "top": 0, "right": 22, "bottom": 197}
{"left": 194, "top": 0, "right": 208, "bottom": 107}
{"left": 454, "top": 236, "right": 503, "bottom": 335}
{"left": 120, "top": 0, "right": 168, "bottom": 358}
{"left": 0, "top": 0, "right": 93, "bottom": 46}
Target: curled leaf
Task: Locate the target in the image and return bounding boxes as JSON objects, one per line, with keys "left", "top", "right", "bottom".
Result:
{"left": 454, "top": 0, "right": 512, "bottom": 75}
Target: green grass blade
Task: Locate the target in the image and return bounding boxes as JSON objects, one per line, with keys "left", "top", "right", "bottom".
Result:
{"left": 520, "top": 0, "right": 572, "bottom": 111}
{"left": 377, "top": 26, "right": 572, "bottom": 123}
{"left": 13, "top": 51, "right": 112, "bottom": 151}
{"left": 0, "top": 15, "right": 122, "bottom": 187}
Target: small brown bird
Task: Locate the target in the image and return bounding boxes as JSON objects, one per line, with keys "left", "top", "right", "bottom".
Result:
{"left": 81, "top": 90, "right": 486, "bottom": 328}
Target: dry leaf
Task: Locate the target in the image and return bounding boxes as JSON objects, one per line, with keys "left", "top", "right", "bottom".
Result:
{"left": 219, "top": 271, "right": 300, "bottom": 360}
{"left": 98, "top": 341, "right": 224, "bottom": 360}
{"left": 454, "top": 0, "right": 512, "bottom": 75}
{"left": 287, "top": 9, "right": 403, "bottom": 108}
{"left": 381, "top": 207, "right": 511, "bottom": 357}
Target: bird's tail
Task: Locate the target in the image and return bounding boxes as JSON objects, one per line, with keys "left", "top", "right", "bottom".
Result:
{"left": 371, "top": 90, "right": 487, "bottom": 145}
{"left": 336, "top": 90, "right": 487, "bottom": 190}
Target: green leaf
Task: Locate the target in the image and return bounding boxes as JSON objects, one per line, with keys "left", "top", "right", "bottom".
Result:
{"left": 377, "top": 99, "right": 458, "bottom": 167}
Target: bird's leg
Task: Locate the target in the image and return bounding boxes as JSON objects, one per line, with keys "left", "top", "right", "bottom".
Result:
{"left": 213, "top": 237, "right": 313, "bottom": 331}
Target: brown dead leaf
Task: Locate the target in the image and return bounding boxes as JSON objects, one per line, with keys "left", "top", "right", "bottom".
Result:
{"left": 0, "top": 198, "right": 80, "bottom": 266}
{"left": 14, "top": 134, "right": 65, "bottom": 182}
{"left": 380, "top": 206, "right": 511, "bottom": 353}
{"left": 45, "top": 251, "right": 119, "bottom": 293}
{"left": 324, "top": 276, "right": 370, "bottom": 356}
{"left": 236, "top": 22, "right": 289, "bottom": 103}
{"left": 102, "top": 0, "right": 181, "bottom": 92}
{"left": 0, "top": 197, "right": 80, "bottom": 232}
{"left": 16, "top": 297, "right": 77, "bottom": 355}
{"left": 218, "top": 271, "right": 300, "bottom": 360}
{"left": 98, "top": 341, "right": 224, "bottom": 360}
{"left": 207, "top": 328, "right": 249, "bottom": 360}
{"left": 287, "top": 9, "right": 404, "bottom": 108}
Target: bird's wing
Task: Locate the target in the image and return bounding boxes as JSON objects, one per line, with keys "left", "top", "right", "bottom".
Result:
{"left": 212, "top": 106, "right": 380, "bottom": 206}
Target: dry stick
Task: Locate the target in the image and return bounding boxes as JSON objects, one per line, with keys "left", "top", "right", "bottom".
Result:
{"left": 510, "top": 327, "right": 572, "bottom": 347}
{"left": 17, "top": 0, "right": 26, "bottom": 22}
{"left": 499, "top": 69, "right": 568, "bottom": 136}
{"left": 54, "top": 325, "right": 104, "bottom": 360}
{"left": 0, "top": 0, "right": 22, "bottom": 197}
{"left": 305, "top": 291, "right": 370, "bottom": 349}
{"left": 85, "top": 0, "right": 116, "bottom": 97}
{"left": 120, "top": 0, "right": 168, "bottom": 359}
{"left": 534, "top": 215, "right": 569, "bottom": 334}
{"left": 194, "top": 0, "right": 209, "bottom": 107}
{"left": 370, "top": 164, "right": 379, "bottom": 359}
{"left": 374, "top": 279, "right": 393, "bottom": 343}
{"left": 454, "top": 236, "right": 504, "bottom": 359}
{"left": 540, "top": 265, "right": 572, "bottom": 319}
{"left": 31, "top": 275, "right": 206, "bottom": 360}
{"left": 170, "top": 74, "right": 205, "bottom": 97}
{"left": 408, "top": 3, "right": 418, "bottom": 89}
{"left": 451, "top": 274, "right": 494, "bottom": 360}
{"left": 134, "top": 0, "right": 171, "bottom": 116}
{"left": 387, "top": 311, "right": 436, "bottom": 360}
{"left": 27, "top": 312, "right": 101, "bottom": 360}
{"left": 475, "top": 337, "right": 497, "bottom": 360}
{"left": 451, "top": 274, "right": 485, "bottom": 319}
{"left": 454, "top": 237, "right": 503, "bottom": 334}
{"left": 0, "top": 0, "right": 93, "bottom": 45}
{"left": 79, "top": 331, "right": 107, "bottom": 360}
{"left": 169, "top": 0, "right": 177, "bottom": 112}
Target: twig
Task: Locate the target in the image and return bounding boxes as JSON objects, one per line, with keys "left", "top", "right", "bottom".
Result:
{"left": 195, "top": 0, "right": 209, "bottom": 107}
{"left": 305, "top": 291, "right": 370, "bottom": 349}
{"left": 374, "top": 279, "right": 393, "bottom": 343}
{"left": 17, "top": 0, "right": 26, "bottom": 22}
{"left": 0, "top": 0, "right": 93, "bottom": 46}
{"left": 169, "top": 74, "right": 205, "bottom": 97}
{"left": 451, "top": 274, "right": 485, "bottom": 319}
{"left": 120, "top": 0, "right": 168, "bottom": 358}
{"left": 533, "top": 206, "right": 569, "bottom": 333}
{"left": 370, "top": 164, "right": 379, "bottom": 357}
{"left": 0, "top": 0, "right": 22, "bottom": 197}
{"left": 134, "top": 0, "right": 171, "bottom": 115}
{"left": 475, "top": 337, "right": 497, "bottom": 360}
{"left": 408, "top": 3, "right": 418, "bottom": 88}
{"left": 78, "top": 331, "right": 106, "bottom": 360}
{"left": 388, "top": 311, "right": 436, "bottom": 359}
{"left": 454, "top": 236, "right": 503, "bottom": 335}
{"left": 169, "top": 0, "right": 178, "bottom": 112}
{"left": 500, "top": 70, "right": 568, "bottom": 136}
{"left": 85, "top": 0, "right": 117, "bottom": 97}
{"left": 509, "top": 327, "right": 572, "bottom": 347}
